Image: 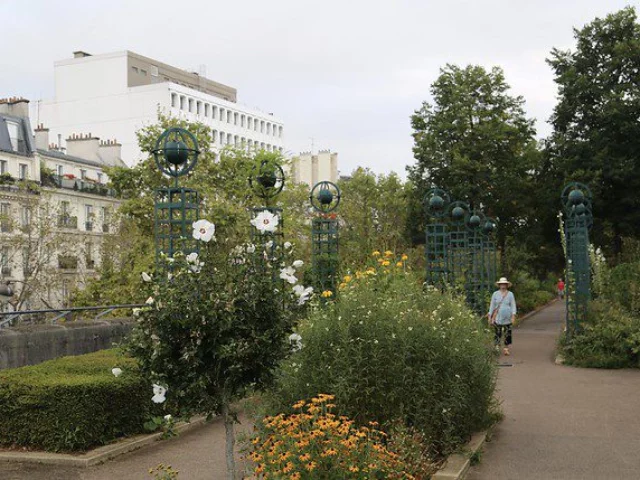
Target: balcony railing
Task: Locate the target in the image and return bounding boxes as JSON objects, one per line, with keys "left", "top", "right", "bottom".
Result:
{"left": 58, "top": 215, "right": 78, "bottom": 229}
{"left": 46, "top": 175, "right": 116, "bottom": 198}
{"left": 85, "top": 221, "right": 93, "bottom": 231}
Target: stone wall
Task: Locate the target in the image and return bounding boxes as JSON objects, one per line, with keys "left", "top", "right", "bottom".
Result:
{"left": 0, "top": 319, "right": 133, "bottom": 370}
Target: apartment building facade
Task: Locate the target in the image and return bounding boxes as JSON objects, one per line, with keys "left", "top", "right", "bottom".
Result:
{"left": 0, "top": 98, "right": 123, "bottom": 310}
{"left": 291, "top": 150, "right": 339, "bottom": 185}
{"left": 37, "top": 50, "right": 285, "bottom": 166}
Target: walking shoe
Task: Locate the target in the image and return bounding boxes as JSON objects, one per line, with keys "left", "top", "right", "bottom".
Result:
{"left": 503, "top": 347, "right": 510, "bottom": 356}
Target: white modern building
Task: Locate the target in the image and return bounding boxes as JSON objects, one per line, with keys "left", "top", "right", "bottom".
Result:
{"left": 291, "top": 150, "right": 339, "bottom": 185}
{"left": 0, "top": 97, "right": 123, "bottom": 310}
{"left": 37, "top": 50, "right": 285, "bottom": 166}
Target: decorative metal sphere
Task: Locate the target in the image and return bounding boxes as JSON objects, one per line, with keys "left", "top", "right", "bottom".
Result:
{"left": 429, "top": 195, "right": 445, "bottom": 211}
{"left": 424, "top": 188, "right": 450, "bottom": 218}
{"left": 310, "top": 181, "right": 341, "bottom": 213}
{"left": 568, "top": 189, "right": 585, "bottom": 206}
{"left": 249, "top": 160, "right": 285, "bottom": 200}
{"left": 469, "top": 214, "right": 481, "bottom": 228}
{"left": 451, "top": 206, "right": 465, "bottom": 221}
{"left": 574, "top": 203, "right": 586, "bottom": 216}
{"left": 482, "top": 220, "right": 496, "bottom": 234}
{"left": 152, "top": 127, "right": 200, "bottom": 178}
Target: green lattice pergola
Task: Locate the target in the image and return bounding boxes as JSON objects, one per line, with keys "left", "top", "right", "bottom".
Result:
{"left": 561, "top": 182, "right": 593, "bottom": 338}
{"left": 310, "top": 181, "right": 341, "bottom": 295}
{"left": 424, "top": 188, "right": 451, "bottom": 289}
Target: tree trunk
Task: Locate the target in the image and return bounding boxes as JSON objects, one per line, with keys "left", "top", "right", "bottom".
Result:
{"left": 222, "top": 402, "right": 236, "bottom": 480}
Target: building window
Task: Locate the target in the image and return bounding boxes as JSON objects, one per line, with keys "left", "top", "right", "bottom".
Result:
{"left": 234, "top": 112, "right": 239, "bottom": 125}
{"left": 219, "top": 108, "right": 225, "bottom": 121}
{"left": 0, "top": 246, "right": 9, "bottom": 271}
{"left": 180, "top": 96, "right": 186, "bottom": 110}
{"left": 20, "top": 206, "right": 30, "bottom": 228}
{"left": 212, "top": 130, "right": 217, "bottom": 144}
{"left": 188, "top": 98, "right": 194, "bottom": 113}
{"left": 212, "top": 106, "right": 218, "bottom": 119}
{"left": 248, "top": 139, "right": 253, "bottom": 149}
{"left": 132, "top": 66, "right": 139, "bottom": 74}
{"left": 0, "top": 203, "right": 10, "bottom": 233}
{"left": 80, "top": 169, "right": 87, "bottom": 180}
{"left": 234, "top": 135, "right": 239, "bottom": 146}
{"left": 56, "top": 165, "right": 63, "bottom": 176}
{"left": 18, "top": 164, "right": 28, "bottom": 180}
{"left": 171, "top": 93, "right": 177, "bottom": 108}
{"left": 260, "top": 121, "right": 265, "bottom": 133}
{"left": 204, "top": 104, "right": 210, "bottom": 117}
{"left": 140, "top": 69, "right": 148, "bottom": 76}
{"left": 196, "top": 101, "right": 201, "bottom": 115}
{"left": 227, "top": 111, "right": 232, "bottom": 123}
{"left": 241, "top": 115, "right": 245, "bottom": 128}
{"left": 150, "top": 65, "right": 159, "bottom": 77}
{"left": 219, "top": 131, "right": 225, "bottom": 145}
{"left": 247, "top": 117, "right": 252, "bottom": 130}
{"left": 227, "top": 133, "right": 232, "bottom": 145}
{"left": 279, "top": 126, "right": 283, "bottom": 138}
{"left": 97, "top": 172, "right": 103, "bottom": 184}
{"left": 1, "top": 160, "right": 8, "bottom": 174}
{"left": 267, "top": 123, "right": 271, "bottom": 135}
{"left": 241, "top": 137, "right": 246, "bottom": 146}
{"left": 85, "top": 205, "right": 93, "bottom": 231}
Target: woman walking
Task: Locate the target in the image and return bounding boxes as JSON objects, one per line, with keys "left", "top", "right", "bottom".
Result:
{"left": 488, "top": 277, "right": 517, "bottom": 356}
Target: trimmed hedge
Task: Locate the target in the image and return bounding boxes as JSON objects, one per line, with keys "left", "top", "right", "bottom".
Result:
{"left": 0, "top": 349, "right": 151, "bottom": 452}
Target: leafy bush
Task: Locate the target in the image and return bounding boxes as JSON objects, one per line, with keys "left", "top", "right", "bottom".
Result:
{"left": 268, "top": 258, "right": 497, "bottom": 457}
{"left": 561, "top": 300, "right": 640, "bottom": 368}
{"left": 604, "top": 261, "right": 640, "bottom": 316}
{"left": 0, "top": 349, "right": 150, "bottom": 452}
{"left": 247, "top": 394, "right": 415, "bottom": 479}
{"left": 510, "top": 270, "right": 555, "bottom": 314}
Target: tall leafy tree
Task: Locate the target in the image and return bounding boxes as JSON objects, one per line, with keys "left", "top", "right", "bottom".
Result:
{"left": 408, "top": 64, "right": 540, "bottom": 260}
{"left": 547, "top": 6, "right": 640, "bottom": 255}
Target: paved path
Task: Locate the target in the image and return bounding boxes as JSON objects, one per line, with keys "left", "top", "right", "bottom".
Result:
{"left": 468, "top": 301, "right": 640, "bottom": 480}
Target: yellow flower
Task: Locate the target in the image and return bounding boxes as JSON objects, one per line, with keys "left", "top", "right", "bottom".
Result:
{"left": 396, "top": 261, "right": 403, "bottom": 267}
{"left": 381, "top": 260, "right": 390, "bottom": 267}
{"left": 343, "top": 275, "right": 352, "bottom": 283}
{"left": 321, "top": 290, "right": 333, "bottom": 298}
{"left": 372, "top": 251, "right": 381, "bottom": 256}
{"left": 305, "top": 461, "right": 317, "bottom": 471}
{"left": 401, "top": 254, "right": 408, "bottom": 261}
{"left": 292, "top": 400, "right": 306, "bottom": 409}
{"left": 384, "top": 250, "right": 393, "bottom": 257}
{"left": 339, "top": 282, "right": 347, "bottom": 290}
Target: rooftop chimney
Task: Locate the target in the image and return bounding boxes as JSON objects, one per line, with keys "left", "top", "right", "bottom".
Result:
{"left": 73, "top": 51, "right": 92, "bottom": 58}
{"left": 66, "top": 133, "right": 100, "bottom": 161}
{"left": 34, "top": 124, "right": 49, "bottom": 151}
{"left": 0, "top": 97, "right": 30, "bottom": 118}
{"left": 98, "top": 139, "right": 124, "bottom": 167}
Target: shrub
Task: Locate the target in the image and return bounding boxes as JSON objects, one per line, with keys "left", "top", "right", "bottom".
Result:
{"left": 247, "top": 394, "right": 415, "bottom": 479}
{"left": 510, "top": 270, "right": 555, "bottom": 314}
{"left": 604, "top": 261, "right": 640, "bottom": 316}
{"left": 561, "top": 300, "right": 640, "bottom": 368}
{"left": 0, "top": 349, "right": 151, "bottom": 452}
{"left": 268, "top": 257, "right": 497, "bottom": 457}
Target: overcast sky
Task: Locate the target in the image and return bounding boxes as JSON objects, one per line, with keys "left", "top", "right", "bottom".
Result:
{"left": 1, "top": 0, "right": 637, "bottom": 177}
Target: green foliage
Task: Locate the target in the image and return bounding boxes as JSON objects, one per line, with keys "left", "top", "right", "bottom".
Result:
{"left": 561, "top": 300, "right": 640, "bottom": 368}
{"left": 0, "top": 349, "right": 150, "bottom": 452}
{"left": 604, "top": 261, "right": 640, "bottom": 316}
{"left": 547, "top": 7, "right": 640, "bottom": 253}
{"left": 508, "top": 270, "right": 555, "bottom": 315}
{"left": 408, "top": 64, "right": 540, "bottom": 254}
{"left": 267, "top": 266, "right": 497, "bottom": 458}
{"left": 127, "top": 234, "right": 310, "bottom": 418}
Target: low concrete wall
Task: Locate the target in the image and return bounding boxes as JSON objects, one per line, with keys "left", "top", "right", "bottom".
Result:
{"left": 0, "top": 319, "right": 133, "bottom": 370}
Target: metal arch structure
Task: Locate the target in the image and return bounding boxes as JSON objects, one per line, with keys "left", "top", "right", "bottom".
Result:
{"left": 465, "top": 210, "right": 487, "bottom": 314}
{"left": 447, "top": 200, "right": 471, "bottom": 291}
{"left": 424, "top": 188, "right": 451, "bottom": 289}
{"left": 561, "top": 182, "right": 593, "bottom": 338}
{"left": 310, "top": 182, "right": 341, "bottom": 295}
{"left": 152, "top": 127, "right": 201, "bottom": 264}
{"left": 481, "top": 217, "right": 499, "bottom": 299}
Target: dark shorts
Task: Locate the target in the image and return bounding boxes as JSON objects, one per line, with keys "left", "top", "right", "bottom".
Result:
{"left": 494, "top": 324, "right": 512, "bottom": 346}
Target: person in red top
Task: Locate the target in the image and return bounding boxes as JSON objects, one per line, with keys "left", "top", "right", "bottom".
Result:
{"left": 557, "top": 278, "right": 565, "bottom": 299}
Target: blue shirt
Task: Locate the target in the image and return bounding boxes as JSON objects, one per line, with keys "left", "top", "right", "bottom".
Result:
{"left": 489, "top": 290, "right": 517, "bottom": 325}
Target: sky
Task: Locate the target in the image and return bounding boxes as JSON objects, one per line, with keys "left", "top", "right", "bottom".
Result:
{"left": 0, "top": 0, "right": 637, "bottom": 178}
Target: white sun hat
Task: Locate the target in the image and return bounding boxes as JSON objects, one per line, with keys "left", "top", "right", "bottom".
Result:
{"left": 496, "top": 277, "right": 512, "bottom": 287}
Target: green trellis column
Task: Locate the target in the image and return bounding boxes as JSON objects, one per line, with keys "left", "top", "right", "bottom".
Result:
{"left": 447, "top": 201, "right": 470, "bottom": 289}
{"left": 481, "top": 218, "right": 498, "bottom": 304}
{"left": 309, "top": 181, "right": 341, "bottom": 295}
{"left": 561, "top": 182, "right": 593, "bottom": 338}
{"left": 424, "top": 188, "right": 451, "bottom": 289}
{"left": 152, "top": 127, "right": 201, "bottom": 266}
{"left": 466, "top": 211, "right": 485, "bottom": 314}
{"left": 249, "top": 159, "right": 286, "bottom": 269}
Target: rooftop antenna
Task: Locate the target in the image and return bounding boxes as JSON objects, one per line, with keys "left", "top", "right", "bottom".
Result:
{"left": 309, "top": 137, "right": 315, "bottom": 155}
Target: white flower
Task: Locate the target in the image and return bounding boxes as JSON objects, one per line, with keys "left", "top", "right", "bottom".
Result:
{"left": 251, "top": 210, "right": 279, "bottom": 233}
{"left": 246, "top": 243, "right": 256, "bottom": 254}
{"left": 192, "top": 219, "right": 215, "bottom": 242}
{"left": 289, "top": 333, "right": 303, "bottom": 351}
{"left": 111, "top": 367, "right": 122, "bottom": 377}
{"left": 292, "top": 260, "right": 304, "bottom": 269}
{"left": 284, "top": 241, "right": 292, "bottom": 250}
{"left": 146, "top": 297, "right": 154, "bottom": 305}
{"left": 293, "top": 285, "right": 313, "bottom": 305}
{"left": 152, "top": 384, "right": 167, "bottom": 404}
{"left": 164, "top": 414, "right": 172, "bottom": 422}
{"left": 133, "top": 308, "right": 142, "bottom": 317}
{"left": 265, "top": 240, "right": 274, "bottom": 249}
{"left": 186, "top": 252, "right": 199, "bottom": 264}
{"left": 141, "top": 272, "right": 152, "bottom": 282}
{"left": 186, "top": 252, "right": 204, "bottom": 273}
{"left": 279, "top": 266, "right": 298, "bottom": 284}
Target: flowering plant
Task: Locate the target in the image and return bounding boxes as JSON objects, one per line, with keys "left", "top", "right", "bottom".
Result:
{"left": 247, "top": 395, "right": 414, "bottom": 479}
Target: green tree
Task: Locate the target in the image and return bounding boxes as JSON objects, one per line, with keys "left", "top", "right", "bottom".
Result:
{"left": 408, "top": 64, "right": 539, "bottom": 261}
{"left": 547, "top": 6, "right": 640, "bottom": 256}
